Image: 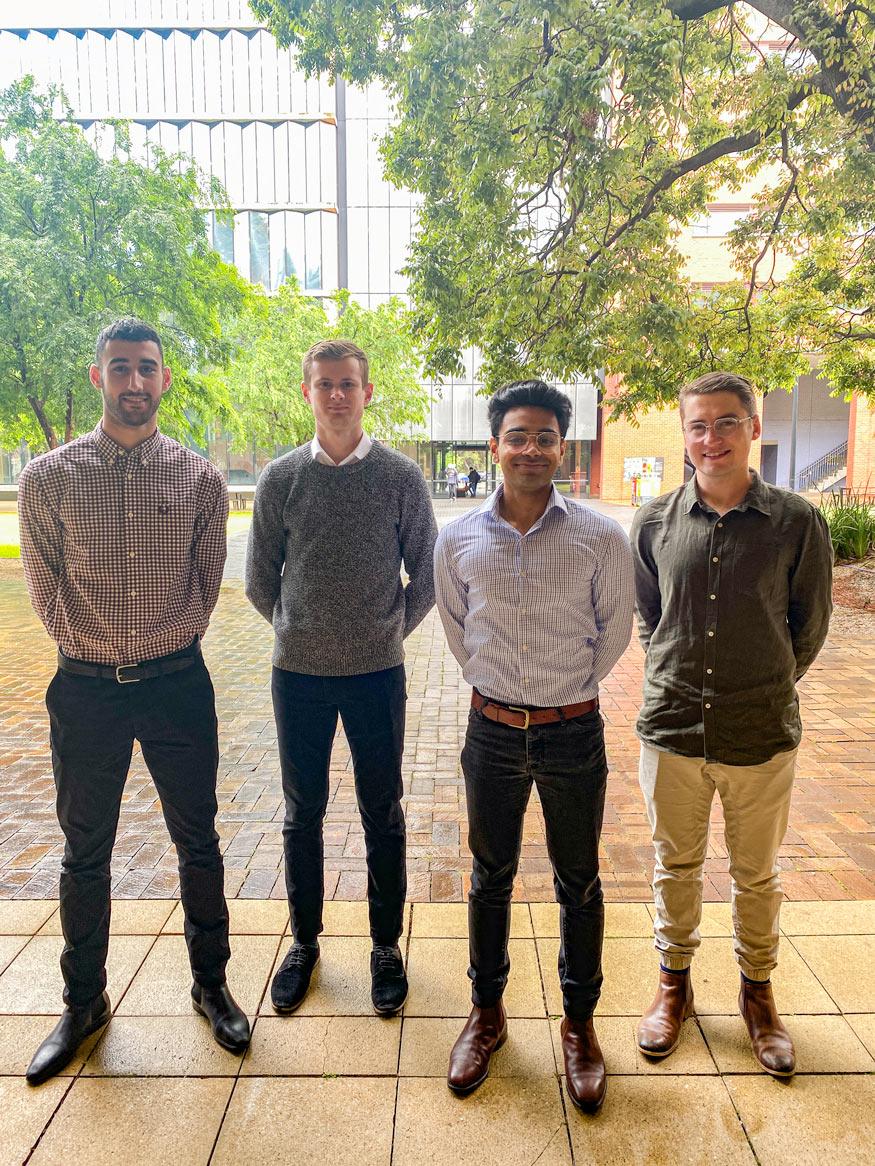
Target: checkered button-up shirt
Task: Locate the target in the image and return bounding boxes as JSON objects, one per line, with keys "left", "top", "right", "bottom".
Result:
{"left": 18, "top": 425, "right": 228, "bottom": 665}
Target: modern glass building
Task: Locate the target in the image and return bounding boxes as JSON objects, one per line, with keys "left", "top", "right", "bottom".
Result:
{"left": 0, "top": 0, "right": 598, "bottom": 492}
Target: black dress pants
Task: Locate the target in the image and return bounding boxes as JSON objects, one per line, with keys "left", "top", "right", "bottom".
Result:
{"left": 461, "top": 706, "right": 608, "bottom": 1021}
{"left": 46, "top": 655, "right": 230, "bottom": 1005}
{"left": 271, "top": 665, "right": 407, "bottom": 947}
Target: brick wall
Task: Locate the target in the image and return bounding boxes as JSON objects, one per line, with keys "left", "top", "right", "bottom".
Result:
{"left": 847, "top": 395, "right": 875, "bottom": 493}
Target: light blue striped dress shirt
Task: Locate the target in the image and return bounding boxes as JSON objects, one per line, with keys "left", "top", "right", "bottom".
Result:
{"left": 434, "top": 485, "right": 634, "bottom": 707}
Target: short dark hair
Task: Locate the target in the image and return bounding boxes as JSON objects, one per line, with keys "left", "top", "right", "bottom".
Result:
{"left": 95, "top": 318, "right": 164, "bottom": 365}
{"left": 679, "top": 371, "right": 757, "bottom": 416}
{"left": 302, "top": 338, "right": 369, "bottom": 387}
{"left": 487, "top": 379, "right": 572, "bottom": 438}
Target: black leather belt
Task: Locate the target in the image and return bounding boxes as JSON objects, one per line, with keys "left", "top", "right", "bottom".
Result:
{"left": 57, "top": 639, "right": 201, "bottom": 685}
{"left": 472, "top": 689, "right": 598, "bottom": 730}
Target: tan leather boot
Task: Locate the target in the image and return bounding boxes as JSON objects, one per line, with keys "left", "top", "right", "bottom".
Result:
{"left": 561, "top": 1017, "right": 607, "bottom": 1114}
{"left": 636, "top": 968, "right": 694, "bottom": 1058}
{"left": 447, "top": 1002, "right": 508, "bottom": 1094}
{"left": 739, "top": 977, "right": 795, "bottom": 1077}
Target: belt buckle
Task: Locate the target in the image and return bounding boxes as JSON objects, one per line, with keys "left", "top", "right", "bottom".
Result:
{"left": 505, "top": 705, "right": 531, "bottom": 730}
{"left": 115, "top": 663, "right": 142, "bottom": 684}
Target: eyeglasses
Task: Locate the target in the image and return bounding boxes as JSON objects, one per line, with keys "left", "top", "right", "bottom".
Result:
{"left": 682, "top": 415, "right": 755, "bottom": 439}
{"left": 500, "top": 431, "right": 562, "bottom": 450}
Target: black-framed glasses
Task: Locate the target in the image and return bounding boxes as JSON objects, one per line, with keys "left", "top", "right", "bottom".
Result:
{"left": 683, "top": 415, "right": 755, "bottom": 439}
{"left": 500, "top": 431, "right": 562, "bottom": 450}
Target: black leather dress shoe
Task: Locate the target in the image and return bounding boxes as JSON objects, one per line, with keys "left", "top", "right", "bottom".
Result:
{"left": 26, "top": 991, "right": 111, "bottom": 1086}
{"left": 271, "top": 941, "right": 320, "bottom": 1014}
{"left": 191, "top": 982, "right": 251, "bottom": 1053}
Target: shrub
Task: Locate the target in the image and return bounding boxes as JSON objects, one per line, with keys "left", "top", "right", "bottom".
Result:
{"left": 821, "top": 493, "right": 875, "bottom": 562}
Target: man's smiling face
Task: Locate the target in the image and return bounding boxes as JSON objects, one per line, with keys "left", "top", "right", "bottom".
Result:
{"left": 682, "top": 390, "right": 760, "bottom": 484}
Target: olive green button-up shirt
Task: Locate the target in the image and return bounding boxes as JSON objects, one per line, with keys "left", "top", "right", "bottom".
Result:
{"left": 630, "top": 472, "right": 833, "bottom": 765}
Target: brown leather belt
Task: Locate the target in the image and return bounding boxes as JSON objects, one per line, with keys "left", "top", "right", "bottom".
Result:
{"left": 471, "top": 689, "right": 598, "bottom": 730}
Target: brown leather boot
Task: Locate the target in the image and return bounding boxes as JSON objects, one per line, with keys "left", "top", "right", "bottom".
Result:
{"left": 447, "top": 1002, "right": 508, "bottom": 1095}
{"left": 739, "top": 977, "right": 795, "bottom": 1077}
{"left": 561, "top": 1017, "right": 607, "bottom": 1114}
{"left": 636, "top": 968, "right": 694, "bottom": 1058}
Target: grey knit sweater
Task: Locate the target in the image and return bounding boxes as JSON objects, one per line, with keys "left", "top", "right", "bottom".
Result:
{"left": 245, "top": 442, "right": 437, "bottom": 675}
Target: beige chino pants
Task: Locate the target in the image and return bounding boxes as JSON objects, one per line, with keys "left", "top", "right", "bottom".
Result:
{"left": 638, "top": 742, "right": 798, "bottom": 980}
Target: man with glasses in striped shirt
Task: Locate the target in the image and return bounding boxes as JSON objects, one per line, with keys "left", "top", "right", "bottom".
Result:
{"left": 18, "top": 318, "right": 249, "bottom": 1084}
{"left": 434, "top": 380, "right": 634, "bottom": 1112}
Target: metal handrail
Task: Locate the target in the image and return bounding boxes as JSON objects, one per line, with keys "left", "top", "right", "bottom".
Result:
{"left": 796, "top": 440, "right": 848, "bottom": 492}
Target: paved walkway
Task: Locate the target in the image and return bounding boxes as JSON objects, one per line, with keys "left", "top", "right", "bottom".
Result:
{"left": 1, "top": 899, "right": 874, "bottom": 1165}
{"left": 1, "top": 500, "right": 874, "bottom": 903}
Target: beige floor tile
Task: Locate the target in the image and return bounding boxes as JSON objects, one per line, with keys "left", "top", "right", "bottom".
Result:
{"left": 0, "top": 901, "right": 57, "bottom": 936}
{"left": 0, "top": 1014, "right": 102, "bottom": 1076}
{"left": 212, "top": 1077, "right": 396, "bottom": 1166}
{"left": 321, "top": 900, "right": 410, "bottom": 938}
{"left": 83, "top": 1015, "right": 244, "bottom": 1076}
{"left": 273, "top": 935, "right": 374, "bottom": 1016}
{"left": 0, "top": 1076, "right": 70, "bottom": 1166}
{"left": 726, "top": 1074, "right": 875, "bottom": 1166}
{"left": 29, "top": 1077, "right": 233, "bottom": 1166}
{"left": 0, "top": 935, "right": 28, "bottom": 977}
{"left": 40, "top": 899, "right": 175, "bottom": 937}
{"left": 780, "top": 899, "right": 875, "bottom": 936}
{"left": 0, "top": 935, "right": 153, "bottom": 1015}
{"left": 790, "top": 935, "right": 875, "bottom": 1011}
{"left": 392, "top": 1077, "right": 571, "bottom": 1166}
{"left": 405, "top": 938, "right": 546, "bottom": 1018}
{"left": 550, "top": 1015, "right": 716, "bottom": 1075}
{"left": 116, "top": 933, "right": 278, "bottom": 1016}
{"left": 531, "top": 902, "right": 652, "bottom": 938}
{"left": 700, "top": 1014, "right": 875, "bottom": 1074}
{"left": 242, "top": 1015, "right": 400, "bottom": 1076}
{"left": 399, "top": 1017, "right": 556, "bottom": 1077}
{"left": 538, "top": 936, "right": 655, "bottom": 1016}
{"left": 411, "top": 902, "right": 532, "bottom": 939}
{"left": 162, "top": 899, "right": 291, "bottom": 935}
{"left": 567, "top": 1076, "right": 755, "bottom": 1165}
{"left": 846, "top": 1013, "right": 875, "bottom": 1058}
{"left": 689, "top": 938, "right": 837, "bottom": 1016}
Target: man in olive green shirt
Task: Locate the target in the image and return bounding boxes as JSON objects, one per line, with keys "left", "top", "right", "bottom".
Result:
{"left": 630, "top": 372, "right": 832, "bottom": 1078}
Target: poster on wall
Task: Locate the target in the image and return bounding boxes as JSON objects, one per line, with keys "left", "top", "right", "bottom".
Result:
{"left": 623, "top": 457, "right": 665, "bottom": 505}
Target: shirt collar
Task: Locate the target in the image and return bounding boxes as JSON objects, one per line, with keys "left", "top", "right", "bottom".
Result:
{"left": 684, "top": 469, "right": 772, "bottom": 516}
{"left": 487, "top": 482, "right": 568, "bottom": 526}
{"left": 310, "top": 431, "right": 373, "bottom": 466}
{"left": 92, "top": 423, "right": 163, "bottom": 468}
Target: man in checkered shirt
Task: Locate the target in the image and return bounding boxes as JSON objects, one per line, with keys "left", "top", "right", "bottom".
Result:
{"left": 18, "top": 318, "right": 250, "bottom": 1085}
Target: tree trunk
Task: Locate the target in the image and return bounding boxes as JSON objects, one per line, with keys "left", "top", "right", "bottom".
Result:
{"left": 64, "top": 389, "right": 74, "bottom": 444}
{"left": 27, "top": 396, "right": 59, "bottom": 449}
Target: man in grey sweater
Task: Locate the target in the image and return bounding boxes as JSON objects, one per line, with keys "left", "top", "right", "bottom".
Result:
{"left": 245, "top": 339, "right": 437, "bottom": 1015}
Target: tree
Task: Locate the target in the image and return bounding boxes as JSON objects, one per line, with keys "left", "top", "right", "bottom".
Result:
{"left": 251, "top": 1, "right": 875, "bottom": 415}
{"left": 0, "top": 78, "right": 250, "bottom": 450}
{"left": 222, "top": 282, "right": 429, "bottom": 448}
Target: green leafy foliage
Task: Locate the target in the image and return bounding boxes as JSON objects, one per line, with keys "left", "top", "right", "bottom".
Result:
{"left": 221, "top": 284, "right": 428, "bottom": 448}
{"left": 0, "top": 78, "right": 250, "bottom": 450}
{"left": 252, "top": 1, "right": 875, "bottom": 414}
{"left": 822, "top": 493, "right": 875, "bottom": 561}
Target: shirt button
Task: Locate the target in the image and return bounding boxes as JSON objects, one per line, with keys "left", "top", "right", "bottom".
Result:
{"left": 522, "top": 677, "right": 529, "bottom": 682}
{"left": 712, "top": 556, "right": 719, "bottom": 563}
{"left": 130, "top": 590, "right": 137, "bottom": 597}
{"left": 706, "top": 668, "right": 713, "bottom": 675}
{"left": 521, "top": 645, "right": 528, "bottom": 652}
{"left": 717, "top": 522, "right": 723, "bottom": 528}
{"left": 128, "top": 551, "right": 136, "bottom": 558}
{"left": 127, "top": 512, "right": 134, "bottom": 518}
{"left": 708, "top": 630, "right": 715, "bottom": 637}
{"left": 705, "top": 702, "right": 712, "bottom": 709}
{"left": 710, "top": 594, "right": 716, "bottom": 600}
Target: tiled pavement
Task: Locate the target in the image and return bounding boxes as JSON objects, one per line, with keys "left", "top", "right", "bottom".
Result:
{"left": 0, "top": 899, "right": 874, "bottom": 1165}
{"left": 1, "top": 499, "right": 874, "bottom": 903}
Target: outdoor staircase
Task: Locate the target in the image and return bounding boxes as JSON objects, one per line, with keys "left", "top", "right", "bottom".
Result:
{"left": 796, "top": 439, "right": 848, "bottom": 492}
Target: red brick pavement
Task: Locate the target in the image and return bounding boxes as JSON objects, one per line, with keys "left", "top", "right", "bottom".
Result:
{"left": 1, "top": 539, "right": 873, "bottom": 903}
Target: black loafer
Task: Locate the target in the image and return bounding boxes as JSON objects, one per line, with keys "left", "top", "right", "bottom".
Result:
{"left": 271, "top": 942, "right": 320, "bottom": 1014}
{"left": 191, "top": 982, "right": 250, "bottom": 1053}
{"left": 26, "top": 991, "right": 111, "bottom": 1085}
{"left": 370, "top": 944, "right": 408, "bottom": 1015}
